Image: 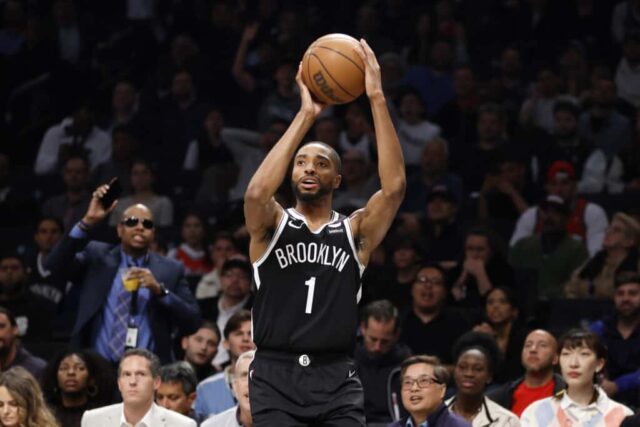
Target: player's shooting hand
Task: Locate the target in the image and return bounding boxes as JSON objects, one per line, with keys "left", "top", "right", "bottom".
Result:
{"left": 296, "top": 63, "right": 326, "bottom": 118}
{"left": 355, "top": 39, "right": 383, "bottom": 100}
{"left": 83, "top": 184, "right": 117, "bottom": 227}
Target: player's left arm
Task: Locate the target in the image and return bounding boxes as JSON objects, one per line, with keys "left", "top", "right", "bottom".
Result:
{"left": 350, "top": 39, "right": 406, "bottom": 266}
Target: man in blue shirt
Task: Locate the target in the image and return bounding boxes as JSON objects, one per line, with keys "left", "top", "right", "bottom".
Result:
{"left": 46, "top": 183, "right": 201, "bottom": 363}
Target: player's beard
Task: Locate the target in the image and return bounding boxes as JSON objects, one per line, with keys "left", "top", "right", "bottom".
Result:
{"left": 292, "top": 180, "right": 332, "bottom": 202}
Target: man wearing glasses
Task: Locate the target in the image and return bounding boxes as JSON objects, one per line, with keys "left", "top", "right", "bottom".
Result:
{"left": 47, "top": 183, "right": 201, "bottom": 363}
{"left": 388, "top": 355, "right": 470, "bottom": 427}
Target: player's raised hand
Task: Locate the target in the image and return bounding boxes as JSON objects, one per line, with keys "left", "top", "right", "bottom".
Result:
{"left": 296, "top": 63, "right": 326, "bottom": 118}
{"left": 355, "top": 39, "right": 383, "bottom": 100}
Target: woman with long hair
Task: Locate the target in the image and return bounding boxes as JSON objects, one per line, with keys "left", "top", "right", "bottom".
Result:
{"left": 41, "top": 350, "right": 115, "bottom": 427}
{"left": 473, "top": 287, "right": 527, "bottom": 384}
{"left": 0, "top": 367, "right": 59, "bottom": 427}
{"left": 520, "top": 329, "right": 633, "bottom": 426}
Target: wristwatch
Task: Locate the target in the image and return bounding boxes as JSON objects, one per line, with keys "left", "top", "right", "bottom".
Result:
{"left": 157, "top": 283, "right": 169, "bottom": 298}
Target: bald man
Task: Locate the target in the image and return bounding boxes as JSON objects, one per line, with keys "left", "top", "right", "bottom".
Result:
{"left": 487, "top": 329, "right": 566, "bottom": 416}
{"left": 47, "top": 183, "right": 201, "bottom": 363}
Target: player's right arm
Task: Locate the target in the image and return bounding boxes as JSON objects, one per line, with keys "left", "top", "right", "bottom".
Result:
{"left": 244, "top": 66, "right": 325, "bottom": 262}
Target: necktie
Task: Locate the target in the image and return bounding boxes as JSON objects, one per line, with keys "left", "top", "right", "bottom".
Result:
{"left": 107, "top": 282, "right": 131, "bottom": 361}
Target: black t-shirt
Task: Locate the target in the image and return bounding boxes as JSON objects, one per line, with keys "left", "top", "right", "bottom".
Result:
{"left": 399, "top": 308, "right": 470, "bottom": 364}
{"left": 252, "top": 208, "right": 363, "bottom": 354}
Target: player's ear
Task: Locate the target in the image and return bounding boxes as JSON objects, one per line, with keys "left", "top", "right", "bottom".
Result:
{"left": 333, "top": 174, "right": 342, "bottom": 189}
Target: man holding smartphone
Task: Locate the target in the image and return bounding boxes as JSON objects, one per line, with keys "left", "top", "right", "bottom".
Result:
{"left": 46, "top": 182, "right": 201, "bottom": 363}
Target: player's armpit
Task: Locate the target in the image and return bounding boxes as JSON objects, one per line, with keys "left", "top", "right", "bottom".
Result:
{"left": 349, "top": 188, "right": 403, "bottom": 264}
{"left": 245, "top": 197, "right": 284, "bottom": 262}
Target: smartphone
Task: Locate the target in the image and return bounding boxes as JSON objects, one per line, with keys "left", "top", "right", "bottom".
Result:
{"left": 99, "top": 178, "right": 123, "bottom": 209}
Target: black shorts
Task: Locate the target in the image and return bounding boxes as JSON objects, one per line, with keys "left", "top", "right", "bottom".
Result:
{"left": 249, "top": 349, "right": 365, "bottom": 427}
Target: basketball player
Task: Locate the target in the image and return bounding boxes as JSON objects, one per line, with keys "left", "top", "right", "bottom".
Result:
{"left": 244, "top": 39, "right": 406, "bottom": 426}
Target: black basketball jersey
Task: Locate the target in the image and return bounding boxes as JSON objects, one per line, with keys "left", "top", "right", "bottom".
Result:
{"left": 252, "top": 208, "right": 364, "bottom": 354}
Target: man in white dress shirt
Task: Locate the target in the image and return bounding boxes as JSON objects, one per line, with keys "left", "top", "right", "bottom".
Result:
{"left": 81, "top": 348, "right": 196, "bottom": 427}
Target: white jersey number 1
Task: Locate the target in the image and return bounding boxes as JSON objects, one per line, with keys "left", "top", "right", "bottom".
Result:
{"left": 305, "top": 277, "right": 316, "bottom": 314}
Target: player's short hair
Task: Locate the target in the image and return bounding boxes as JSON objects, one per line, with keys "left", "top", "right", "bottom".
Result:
{"left": 224, "top": 309, "right": 252, "bottom": 340}
{"left": 159, "top": 361, "right": 197, "bottom": 395}
{"left": 361, "top": 300, "right": 399, "bottom": 330}
{"left": 297, "top": 141, "right": 342, "bottom": 174}
{"left": 400, "top": 355, "right": 449, "bottom": 385}
{"left": 118, "top": 348, "right": 161, "bottom": 378}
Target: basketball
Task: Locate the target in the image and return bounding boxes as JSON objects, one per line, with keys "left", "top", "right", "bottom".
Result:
{"left": 301, "top": 34, "right": 366, "bottom": 105}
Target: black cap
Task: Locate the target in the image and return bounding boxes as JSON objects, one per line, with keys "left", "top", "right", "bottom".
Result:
{"left": 427, "top": 185, "right": 456, "bottom": 204}
{"left": 221, "top": 258, "right": 252, "bottom": 277}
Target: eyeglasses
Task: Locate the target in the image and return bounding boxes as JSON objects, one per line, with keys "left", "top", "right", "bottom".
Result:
{"left": 121, "top": 217, "right": 154, "bottom": 230}
{"left": 401, "top": 376, "right": 443, "bottom": 390}
{"left": 414, "top": 276, "right": 444, "bottom": 286}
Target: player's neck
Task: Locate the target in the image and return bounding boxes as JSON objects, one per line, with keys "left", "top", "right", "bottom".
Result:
{"left": 295, "top": 199, "right": 333, "bottom": 225}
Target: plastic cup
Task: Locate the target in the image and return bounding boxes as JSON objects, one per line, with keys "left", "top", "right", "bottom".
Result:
{"left": 121, "top": 269, "right": 140, "bottom": 292}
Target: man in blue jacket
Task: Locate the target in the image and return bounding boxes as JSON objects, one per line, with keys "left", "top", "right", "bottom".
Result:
{"left": 46, "top": 182, "right": 201, "bottom": 363}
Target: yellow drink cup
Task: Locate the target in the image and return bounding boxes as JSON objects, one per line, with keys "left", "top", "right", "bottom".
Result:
{"left": 121, "top": 268, "right": 141, "bottom": 292}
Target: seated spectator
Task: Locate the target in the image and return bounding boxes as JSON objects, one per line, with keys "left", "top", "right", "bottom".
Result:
{"left": 565, "top": 213, "right": 640, "bottom": 298}
{"left": 312, "top": 116, "right": 341, "bottom": 152}
{"left": 473, "top": 287, "right": 527, "bottom": 384}
{"left": 520, "top": 329, "right": 633, "bottom": 425}
{"left": 578, "top": 77, "right": 632, "bottom": 161}
{"left": 27, "top": 216, "right": 65, "bottom": 305}
{"left": 42, "top": 349, "right": 115, "bottom": 427}
{"left": 108, "top": 159, "right": 174, "bottom": 228}
{"left": 396, "top": 88, "right": 441, "bottom": 169}
{"left": 450, "top": 227, "right": 515, "bottom": 309}
{"left": 509, "top": 195, "right": 589, "bottom": 299}
{"left": 400, "top": 184, "right": 463, "bottom": 267}
{"left": 388, "top": 355, "right": 469, "bottom": 427}
{"left": 156, "top": 362, "right": 200, "bottom": 423}
{"left": 445, "top": 332, "right": 520, "bottom": 426}
{"left": 0, "top": 254, "right": 55, "bottom": 344}
{"left": 436, "top": 65, "right": 480, "bottom": 149}
{"left": 401, "top": 137, "right": 464, "bottom": 214}
{"left": 194, "top": 232, "right": 239, "bottom": 300}
{"left": 615, "top": 32, "right": 640, "bottom": 110}
{"left": 577, "top": 148, "right": 626, "bottom": 195}
{"left": 354, "top": 300, "right": 411, "bottom": 424}
{"left": 91, "top": 125, "right": 139, "bottom": 196}
{"left": 46, "top": 187, "right": 200, "bottom": 363}
{"left": 34, "top": 103, "right": 111, "bottom": 176}
{"left": 510, "top": 161, "right": 608, "bottom": 256}
{"left": 256, "top": 61, "right": 299, "bottom": 132}
{"left": 453, "top": 104, "right": 509, "bottom": 195}
{"left": 181, "top": 320, "right": 220, "bottom": 382}
{"left": 81, "top": 349, "right": 196, "bottom": 426}
{"left": 41, "top": 154, "right": 91, "bottom": 232}
{"left": 488, "top": 329, "right": 565, "bottom": 417}
{"left": 0, "top": 153, "right": 38, "bottom": 230}
{"left": 0, "top": 307, "right": 46, "bottom": 379}
{"left": 338, "top": 102, "right": 375, "bottom": 162}
{"left": 332, "top": 149, "right": 378, "bottom": 214}
{"left": 0, "top": 367, "right": 59, "bottom": 427}
{"left": 99, "top": 80, "right": 142, "bottom": 134}
{"left": 589, "top": 272, "right": 640, "bottom": 407}
{"left": 201, "top": 350, "right": 254, "bottom": 427}
{"left": 519, "top": 67, "right": 566, "bottom": 134}
{"left": 199, "top": 258, "right": 253, "bottom": 367}
{"left": 168, "top": 213, "right": 211, "bottom": 279}
{"left": 182, "top": 108, "right": 236, "bottom": 174}
{"left": 400, "top": 265, "right": 469, "bottom": 366}
{"left": 194, "top": 310, "right": 255, "bottom": 419}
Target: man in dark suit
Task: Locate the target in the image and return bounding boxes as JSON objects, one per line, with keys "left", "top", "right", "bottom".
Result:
{"left": 47, "top": 183, "right": 201, "bottom": 363}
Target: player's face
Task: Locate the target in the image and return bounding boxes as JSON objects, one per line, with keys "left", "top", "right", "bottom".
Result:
{"left": 360, "top": 318, "right": 399, "bottom": 358}
{"left": 522, "top": 330, "right": 558, "bottom": 373}
{"left": 453, "top": 349, "right": 491, "bottom": 397}
{"left": 224, "top": 321, "right": 255, "bottom": 359}
{"left": 34, "top": 219, "right": 62, "bottom": 252}
{"left": 401, "top": 363, "right": 445, "bottom": 420}
{"left": 614, "top": 283, "right": 640, "bottom": 319}
{"left": 118, "top": 356, "right": 159, "bottom": 406}
{"left": 411, "top": 267, "right": 447, "bottom": 312}
{"left": 117, "top": 206, "right": 155, "bottom": 252}
{"left": 292, "top": 144, "right": 341, "bottom": 202}
{"left": 233, "top": 356, "right": 252, "bottom": 415}
{"left": 156, "top": 381, "right": 194, "bottom": 416}
{"left": 181, "top": 327, "right": 219, "bottom": 366}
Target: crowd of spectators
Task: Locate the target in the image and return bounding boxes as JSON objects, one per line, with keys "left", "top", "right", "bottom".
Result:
{"left": 1, "top": 0, "right": 640, "bottom": 425}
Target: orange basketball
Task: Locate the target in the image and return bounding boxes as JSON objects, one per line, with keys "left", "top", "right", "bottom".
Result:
{"left": 301, "top": 34, "right": 366, "bottom": 105}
